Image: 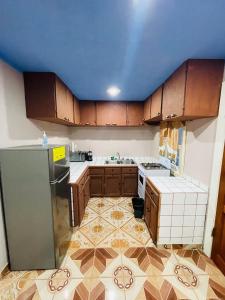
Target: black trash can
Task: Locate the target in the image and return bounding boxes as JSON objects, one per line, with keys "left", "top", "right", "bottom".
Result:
{"left": 132, "top": 197, "right": 144, "bottom": 218}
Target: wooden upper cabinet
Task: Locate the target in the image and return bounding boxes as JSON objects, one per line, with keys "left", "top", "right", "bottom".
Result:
{"left": 162, "top": 59, "right": 224, "bottom": 121}
{"left": 162, "top": 63, "right": 186, "bottom": 120}
{"left": 96, "top": 102, "right": 126, "bottom": 126}
{"left": 143, "top": 97, "right": 151, "bottom": 121}
{"left": 80, "top": 101, "right": 96, "bottom": 125}
{"left": 126, "top": 102, "right": 144, "bottom": 126}
{"left": 184, "top": 60, "right": 224, "bottom": 117}
{"left": 24, "top": 72, "right": 75, "bottom": 125}
{"left": 150, "top": 86, "right": 163, "bottom": 120}
{"left": 73, "top": 96, "right": 80, "bottom": 125}
{"left": 66, "top": 88, "right": 74, "bottom": 123}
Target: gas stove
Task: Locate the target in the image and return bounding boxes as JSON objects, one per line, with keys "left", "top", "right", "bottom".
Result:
{"left": 140, "top": 163, "right": 168, "bottom": 170}
{"left": 138, "top": 162, "right": 170, "bottom": 199}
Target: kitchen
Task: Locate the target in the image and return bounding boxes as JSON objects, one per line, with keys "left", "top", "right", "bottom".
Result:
{"left": 1, "top": 2, "right": 225, "bottom": 300}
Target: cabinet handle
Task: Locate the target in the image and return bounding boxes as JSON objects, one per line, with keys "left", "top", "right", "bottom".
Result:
{"left": 111, "top": 123, "right": 117, "bottom": 126}
{"left": 157, "top": 112, "right": 161, "bottom": 116}
{"left": 105, "top": 123, "right": 110, "bottom": 126}
{"left": 171, "top": 114, "right": 177, "bottom": 118}
{"left": 166, "top": 115, "right": 170, "bottom": 119}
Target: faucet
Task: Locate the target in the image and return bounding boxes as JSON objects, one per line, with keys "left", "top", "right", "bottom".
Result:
{"left": 116, "top": 152, "right": 121, "bottom": 160}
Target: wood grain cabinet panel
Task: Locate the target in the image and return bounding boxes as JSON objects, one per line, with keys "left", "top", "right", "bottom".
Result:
{"left": 121, "top": 174, "right": 138, "bottom": 196}
{"left": 162, "top": 59, "right": 224, "bottom": 121}
{"left": 162, "top": 63, "right": 186, "bottom": 120}
{"left": 150, "top": 86, "right": 163, "bottom": 120}
{"left": 144, "top": 182, "right": 159, "bottom": 244}
{"left": 80, "top": 101, "right": 96, "bottom": 125}
{"left": 73, "top": 96, "right": 80, "bottom": 125}
{"left": 24, "top": 72, "right": 75, "bottom": 125}
{"left": 126, "top": 102, "right": 144, "bottom": 126}
{"left": 105, "top": 175, "right": 121, "bottom": 197}
{"left": 90, "top": 175, "right": 104, "bottom": 197}
{"left": 96, "top": 102, "right": 126, "bottom": 126}
{"left": 66, "top": 89, "right": 75, "bottom": 123}
{"left": 143, "top": 97, "right": 151, "bottom": 121}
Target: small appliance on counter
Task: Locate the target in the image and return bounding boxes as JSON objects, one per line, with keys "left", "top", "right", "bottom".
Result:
{"left": 70, "top": 151, "right": 86, "bottom": 162}
{"left": 85, "top": 150, "right": 93, "bottom": 161}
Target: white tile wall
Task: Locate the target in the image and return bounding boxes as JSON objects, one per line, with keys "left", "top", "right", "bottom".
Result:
{"left": 160, "top": 205, "right": 173, "bottom": 215}
{"left": 155, "top": 179, "right": 208, "bottom": 246}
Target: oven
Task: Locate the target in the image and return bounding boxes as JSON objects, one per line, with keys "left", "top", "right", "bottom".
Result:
{"left": 138, "top": 169, "right": 146, "bottom": 199}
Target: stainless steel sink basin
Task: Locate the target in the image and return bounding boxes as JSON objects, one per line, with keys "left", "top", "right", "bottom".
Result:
{"left": 105, "top": 159, "right": 135, "bottom": 165}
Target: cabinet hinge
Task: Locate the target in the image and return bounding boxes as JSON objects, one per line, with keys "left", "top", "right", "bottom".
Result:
{"left": 211, "top": 227, "right": 216, "bottom": 237}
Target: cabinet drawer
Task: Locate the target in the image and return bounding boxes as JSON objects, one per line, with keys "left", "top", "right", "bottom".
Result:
{"left": 105, "top": 167, "right": 121, "bottom": 175}
{"left": 89, "top": 167, "right": 104, "bottom": 175}
{"left": 122, "top": 167, "right": 137, "bottom": 174}
{"left": 146, "top": 183, "right": 159, "bottom": 205}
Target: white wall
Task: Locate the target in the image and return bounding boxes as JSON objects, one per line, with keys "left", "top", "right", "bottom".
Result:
{"left": 0, "top": 60, "right": 70, "bottom": 271}
{"left": 69, "top": 126, "right": 160, "bottom": 157}
{"left": 184, "top": 118, "right": 217, "bottom": 186}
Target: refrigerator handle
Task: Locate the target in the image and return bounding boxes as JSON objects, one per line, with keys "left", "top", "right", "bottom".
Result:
{"left": 50, "top": 170, "right": 70, "bottom": 185}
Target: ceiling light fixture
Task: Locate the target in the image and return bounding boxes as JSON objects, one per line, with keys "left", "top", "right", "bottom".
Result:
{"left": 107, "top": 86, "right": 121, "bottom": 97}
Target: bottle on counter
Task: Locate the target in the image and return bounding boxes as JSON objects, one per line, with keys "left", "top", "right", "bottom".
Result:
{"left": 42, "top": 131, "right": 48, "bottom": 147}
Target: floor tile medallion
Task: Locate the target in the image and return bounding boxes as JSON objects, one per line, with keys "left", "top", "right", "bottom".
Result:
{"left": 101, "top": 205, "right": 133, "bottom": 227}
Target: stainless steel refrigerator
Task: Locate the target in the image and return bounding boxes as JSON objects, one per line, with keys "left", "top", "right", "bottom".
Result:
{"left": 0, "top": 145, "right": 72, "bottom": 271}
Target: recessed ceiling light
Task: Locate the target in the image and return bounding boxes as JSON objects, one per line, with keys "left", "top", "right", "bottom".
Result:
{"left": 107, "top": 86, "right": 121, "bottom": 97}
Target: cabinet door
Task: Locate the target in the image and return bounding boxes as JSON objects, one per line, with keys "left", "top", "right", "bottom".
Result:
{"left": 90, "top": 175, "right": 104, "bottom": 197}
{"left": 84, "top": 177, "right": 90, "bottom": 207}
{"left": 143, "top": 97, "right": 151, "bottom": 121}
{"left": 126, "top": 102, "right": 144, "bottom": 126}
{"left": 184, "top": 59, "right": 224, "bottom": 118}
{"left": 66, "top": 89, "right": 74, "bottom": 123}
{"left": 121, "top": 174, "right": 138, "bottom": 196}
{"left": 150, "top": 86, "right": 162, "bottom": 120}
{"left": 105, "top": 175, "right": 121, "bottom": 196}
{"left": 149, "top": 197, "right": 158, "bottom": 243}
{"left": 78, "top": 190, "right": 85, "bottom": 224}
{"left": 73, "top": 96, "right": 80, "bottom": 125}
{"left": 144, "top": 192, "right": 151, "bottom": 229}
{"left": 96, "top": 102, "right": 126, "bottom": 126}
{"left": 162, "top": 63, "right": 186, "bottom": 120}
{"left": 80, "top": 101, "right": 96, "bottom": 125}
{"left": 55, "top": 77, "right": 67, "bottom": 121}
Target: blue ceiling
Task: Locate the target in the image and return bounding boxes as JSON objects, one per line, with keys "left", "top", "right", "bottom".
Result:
{"left": 1, "top": 0, "right": 225, "bottom": 101}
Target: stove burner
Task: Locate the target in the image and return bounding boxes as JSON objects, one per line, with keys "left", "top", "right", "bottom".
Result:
{"left": 141, "top": 163, "right": 168, "bottom": 170}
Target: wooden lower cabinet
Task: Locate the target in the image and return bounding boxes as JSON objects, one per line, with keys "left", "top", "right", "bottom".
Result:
{"left": 121, "top": 174, "right": 138, "bottom": 196}
{"left": 144, "top": 182, "right": 159, "bottom": 244}
{"left": 72, "top": 166, "right": 138, "bottom": 226}
{"left": 105, "top": 175, "right": 121, "bottom": 196}
{"left": 90, "top": 175, "right": 104, "bottom": 197}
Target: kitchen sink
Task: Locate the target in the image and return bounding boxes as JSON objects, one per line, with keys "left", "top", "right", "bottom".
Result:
{"left": 105, "top": 159, "right": 135, "bottom": 165}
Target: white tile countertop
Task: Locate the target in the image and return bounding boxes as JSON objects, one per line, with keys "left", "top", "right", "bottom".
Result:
{"left": 147, "top": 176, "right": 208, "bottom": 193}
{"left": 147, "top": 176, "right": 209, "bottom": 246}
{"left": 69, "top": 156, "right": 157, "bottom": 183}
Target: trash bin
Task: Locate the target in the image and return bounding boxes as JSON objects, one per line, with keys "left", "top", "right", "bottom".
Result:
{"left": 132, "top": 197, "right": 144, "bottom": 218}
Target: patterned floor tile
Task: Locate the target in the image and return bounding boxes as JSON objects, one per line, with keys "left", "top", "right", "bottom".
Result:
{"left": 146, "top": 247, "right": 179, "bottom": 276}
{"left": 88, "top": 198, "right": 114, "bottom": 214}
{"left": 132, "top": 276, "right": 198, "bottom": 300}
{"left": 121, "top": 217, "right": 151, "bottom": 246}
{"left": 92, "top": 248, "right": 123, "bottom": 278}
{"left": 106, "top": 197, "right": 124, "bottom": 205}
{"left": 101, "top": 205, "right": 133, "bottom": 228}
{"left": 122, "top": 247, "right": 150, "bottom": 276}
{"left": 118, "top": 197, "right": 134, "bottom": 213}
{"left": 79, "top": 207, "right": 98, "bottom": 227}
{"left": 175, "top": 249, "right": 225, "bottom": 277}
{"left": 66, "top": 248, "right": 95, "bottom": 278}
{"left": 100, "top": 277, "right": 126, "bottom": 300}
{"left": 78, "top": 217, "right": 116, "bottom": 246}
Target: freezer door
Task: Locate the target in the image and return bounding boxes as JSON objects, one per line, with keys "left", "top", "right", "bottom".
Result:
{"left": 50, "top": 169, "right": 72, "bottom": 267}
